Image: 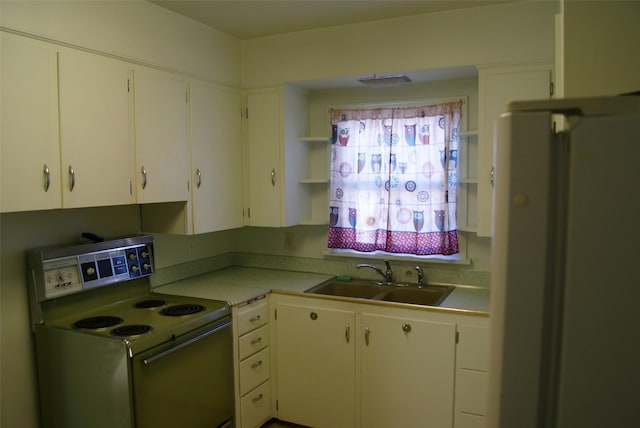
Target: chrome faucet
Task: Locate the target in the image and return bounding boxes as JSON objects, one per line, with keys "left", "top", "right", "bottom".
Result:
{"left": 415, "top": 266, "right": 425, "bottom": 287}
{"left": 357, "top": 260, "right": 393, "bottom": 283}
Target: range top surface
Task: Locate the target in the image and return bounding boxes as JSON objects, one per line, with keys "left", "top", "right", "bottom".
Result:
{"left": 47, "top": 292, "right": 230, "bottom": 355}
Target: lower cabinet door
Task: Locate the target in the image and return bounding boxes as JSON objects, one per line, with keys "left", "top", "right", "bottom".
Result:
{"left": 275, "top": 303, "right": 356, "bottom": 428}
{"left": 241, "top": 380, "right": 272, "bottom": 428}
{"left": 361, "top": 313, "right": 457, "bottom": 428}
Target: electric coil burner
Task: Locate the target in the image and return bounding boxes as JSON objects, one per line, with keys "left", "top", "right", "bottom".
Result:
{"left": 27, "top": 235, "right": 234, "bottom": 428}
{"left": 160, "top": 303, "right": 205, "bottom": 317}
{"left": 110, "top": 324, "right": 153, "bottom": 337}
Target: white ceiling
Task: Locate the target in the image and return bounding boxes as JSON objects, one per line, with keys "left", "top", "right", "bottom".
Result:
{"left": 150, "top": 0, "right": 512, "bottom": 40}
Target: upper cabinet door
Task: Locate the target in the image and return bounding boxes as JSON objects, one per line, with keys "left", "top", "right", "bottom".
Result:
{"left": 1, "top": 33, "right": 61, "bottom": 212}
{"left": 477, "top": 64, "right": 553, "bottom": 236}
{"left": 134, "top": 68, "right": 189, "bottom": 204}
{"left": 246, "top": 89, "right": 282, "bottom": 227}
{"left": 58, "top": 50, "right": 134, "bottom": 208}
{"left": 189, "top": 82, "right": 243, "bottom": 233}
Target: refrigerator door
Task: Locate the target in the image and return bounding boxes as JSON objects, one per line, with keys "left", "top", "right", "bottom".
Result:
{"left": 556, "top": 113, "right": 640, "bottom": 427}
{"left": 488, "top": 110, "right": 559, "bottom": 428}
{"left": 488, "top": 97, "right": 640, "bottom": 428}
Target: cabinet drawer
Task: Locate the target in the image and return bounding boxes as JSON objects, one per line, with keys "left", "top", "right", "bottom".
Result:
{"left": 456, "top": 369, "right": 488, "bottom": 416}
{"left": 458, "top": 325, "right": 489, "bottom": 371}
{"left": 239, "top": 325, "right": 270, "bottom": 360}
{"left": 241, "top": 380, "right": 272, "bottom": 428}
{"left": 237, "top": 300, "right": 269, "bottom": 336}
{"left": 455, "top": 412, "right": 486, "bottom": 428}
{"left": 239, "top": 348, "right": 270, "bottom": 396}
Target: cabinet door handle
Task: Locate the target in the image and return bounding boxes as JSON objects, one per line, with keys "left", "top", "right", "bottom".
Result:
{"left": 271, "top": 168, "right": 276, "bottom": 186}
{"left": 141, "top": 166, "right": 147, "bottom": 189}
{"left": 251, "top": 360, "right": 263, "bottom": 369}
{"left": 490, "top": 166, "right": 495, "bottom": 187}
{"left": 364, "top": 326, "right": 370, "bottom": 346}
{"left": 251, "top": 337, "right": 262, "bottom": 345}
{"left": 345, "top": 324, "right": 350, "bottom": 343}
{"left": 68, "top": 165, "right": 75, "bottom": 192}
{"left": 252, "top": 393, "right": 264, "bottom": 403}
{"left": 43, "top": 164, "right": 50, "bottom": 192}
{"left": 249, "top": 315, "right": 261, "bottom": 322}
{"left": 196, "top": 168, "right": 202, "bottom": 188}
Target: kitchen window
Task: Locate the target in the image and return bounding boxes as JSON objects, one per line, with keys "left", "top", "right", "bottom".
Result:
{"left": 327, "top": 100, "right": 461, "bottom": 257}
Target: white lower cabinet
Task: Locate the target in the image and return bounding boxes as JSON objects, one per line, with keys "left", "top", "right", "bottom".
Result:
{"left": 233, "top": 297, "right": 272, "bottom": 428}
{"left": 272, "top": 294, "right": 486, "bottom": 428}
{"left": 454, "top": 321, "right": 490, "bottom": 428}
{"left": 275, "top": 302, "right": 356, "bottom": 427}
{"left": 361, "top": 312, "right": 456, "bottom": 428}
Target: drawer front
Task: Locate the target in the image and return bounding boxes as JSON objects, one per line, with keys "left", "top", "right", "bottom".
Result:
{"left": 456, "top": 369, "right": 488, "bottom": 416}
{"left": 454, "top": 412, "right": 486, "bottom": 428}
{"left": 241, "top": 380, "right": 272, "bottom": 428}
{"left": 237, "top": 301, "right": 269, "bottom": 336}
{"left": 239, "top": 348, "right": 270, "bottom": 396}
{"left": 239, "top": 325, "right": 270, "bottom": 360}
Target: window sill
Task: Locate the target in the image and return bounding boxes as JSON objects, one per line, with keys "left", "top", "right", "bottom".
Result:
{"left": 322, "top": 249, "right": 472, "bottom": 265}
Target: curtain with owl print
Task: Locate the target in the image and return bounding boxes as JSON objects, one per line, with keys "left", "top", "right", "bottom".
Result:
{"left": 327, "top": 100, "right": 461, "bottom": 255}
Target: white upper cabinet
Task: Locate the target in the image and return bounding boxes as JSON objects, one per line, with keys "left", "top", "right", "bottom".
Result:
{"left": 245, "top": 88, "right": 283, "bottom": 227}
{"left": 58, "top": 50, "right": 134, "bottom": 208}
{"left": 1, "top": 33, "right": 61, "bottom": 212}
{"left": 245, "top": 85, "right": 311, "bottom": 227}
{"left": 134, "top": 67, "right": 189, "bottom": 204}
{"left": 189, "top": 82, "right": 243, "bottom": 233}
{"left": 477, "top": 64, "right": 553, "bottom": 236}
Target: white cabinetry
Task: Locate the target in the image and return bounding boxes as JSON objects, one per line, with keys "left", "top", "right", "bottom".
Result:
{"left": 188, "top": 82, "right": 243, "bottom": 233}
{"left": 457, "top": 131, "right": 479, "bottom": 233}
{"left": 297, "top": 137, "right": 330, "bottom": 225}
{"left": 361, "top": 312, "right": 456, "bottom": 428}
{"left": 275, "top": 302, "right": 356, "bottom": 427}
{"left": 477, "top": 64, "right": 553, "bottom": 236}
{"left": 1, "top": 33, "right": 133, "bottom": 212}
{"left": 1, "top": 33, "right": 60, "bottom": 212}
{"left": 133, "top": 67, "right": 189, "bottom": 204}
{"left": 454, "top": 319, "right": 490, "bottom": 428}
{"left": 244, "top": 84, "right": 315, "bottom": 226}
{"left": 273, "top": 294, "right": 469, "bottom": 428}
{"left": 233, "top": 297, "right": 272, "bottom": 428}
{"left": 58, "top": 50, "right": 134, "bottom": 208}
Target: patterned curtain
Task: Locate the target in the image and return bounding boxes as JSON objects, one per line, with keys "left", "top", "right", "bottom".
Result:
{"left": 327, "top": 100, "right": 461, "bottom": 255}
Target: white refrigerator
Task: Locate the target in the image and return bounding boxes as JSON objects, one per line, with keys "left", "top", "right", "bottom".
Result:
{"left": 487, "top": 96, "right": 640, "bottom": 428}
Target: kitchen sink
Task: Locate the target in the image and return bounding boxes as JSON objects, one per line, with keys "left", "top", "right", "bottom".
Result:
{"left": 305, "top": 279, "right": 386, "bottom": 299}
{"left": 379, "top": 284, "right": 453, "bottom": 306}
{"left": 305, "top": 278, "right": 454, "bottom": 307}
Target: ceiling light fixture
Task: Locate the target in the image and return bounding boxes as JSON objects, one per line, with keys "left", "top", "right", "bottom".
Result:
{"left": 357, "top": 74, "right": 412, "bottom": 88}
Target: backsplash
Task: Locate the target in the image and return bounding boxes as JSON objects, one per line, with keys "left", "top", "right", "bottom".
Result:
{"left": 151, "top": 251, "right": 490, "bottom": 289}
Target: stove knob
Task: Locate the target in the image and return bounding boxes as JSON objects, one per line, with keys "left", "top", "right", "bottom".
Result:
{"left": 130, "top": 265, "right": 139, "bottom": 273}
{"left": 86, "top": 266, "right": 96, "bottom": 276}
{"left": 142, "top": 263, "right": 151, "bottom": 270}
{"left": 128, "top": 252, "right": 137, "bottom": 261}
{"left": 140, "top": 250, "right": 149, "bottom": 258}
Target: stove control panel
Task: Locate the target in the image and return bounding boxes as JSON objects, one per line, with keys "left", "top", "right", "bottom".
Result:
{"left": 30, "top": 235, "right": 155, "bottom": 301}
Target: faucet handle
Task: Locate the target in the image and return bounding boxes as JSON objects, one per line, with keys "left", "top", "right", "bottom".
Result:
{"left": 415, "top": 266, "right": 425, "bottom": 286}
{"left": 383, "top": 260, "right": 393, "bottom": 283}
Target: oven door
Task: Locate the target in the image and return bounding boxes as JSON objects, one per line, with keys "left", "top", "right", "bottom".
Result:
{"left": 131, "top": 317, "right": 234, "bottom": 428}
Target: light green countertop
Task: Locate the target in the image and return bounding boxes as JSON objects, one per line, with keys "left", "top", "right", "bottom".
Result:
{"left": 154, "top": 266, "right": 490, "bottom": 315}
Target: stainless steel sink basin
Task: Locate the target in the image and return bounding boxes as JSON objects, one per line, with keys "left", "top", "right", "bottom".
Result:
{"left": 379, "top": 284, "right": 454, "bottom": 306}
{"left": 305, "top": 278, "right": 454, "bottom": 307}
{"left": 305, "top": 279, "right": 386, "bottom": 299}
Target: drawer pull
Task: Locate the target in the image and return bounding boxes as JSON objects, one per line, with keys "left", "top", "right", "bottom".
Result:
{"left": 251, "top": 360, "right": 263, "bottom": 369}
{"left": 249, "top": 315, "right": 261, "bottom": 322}
{"left": 251, "top": 337, "right": 262, "bottom": 345}
{"left": 252, "top": 393, "right": 264, "bottom": 403}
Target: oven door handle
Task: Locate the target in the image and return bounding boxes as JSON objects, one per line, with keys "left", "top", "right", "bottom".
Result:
{"left": 142, "top": 319, "right": 231, "bottom": 366}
